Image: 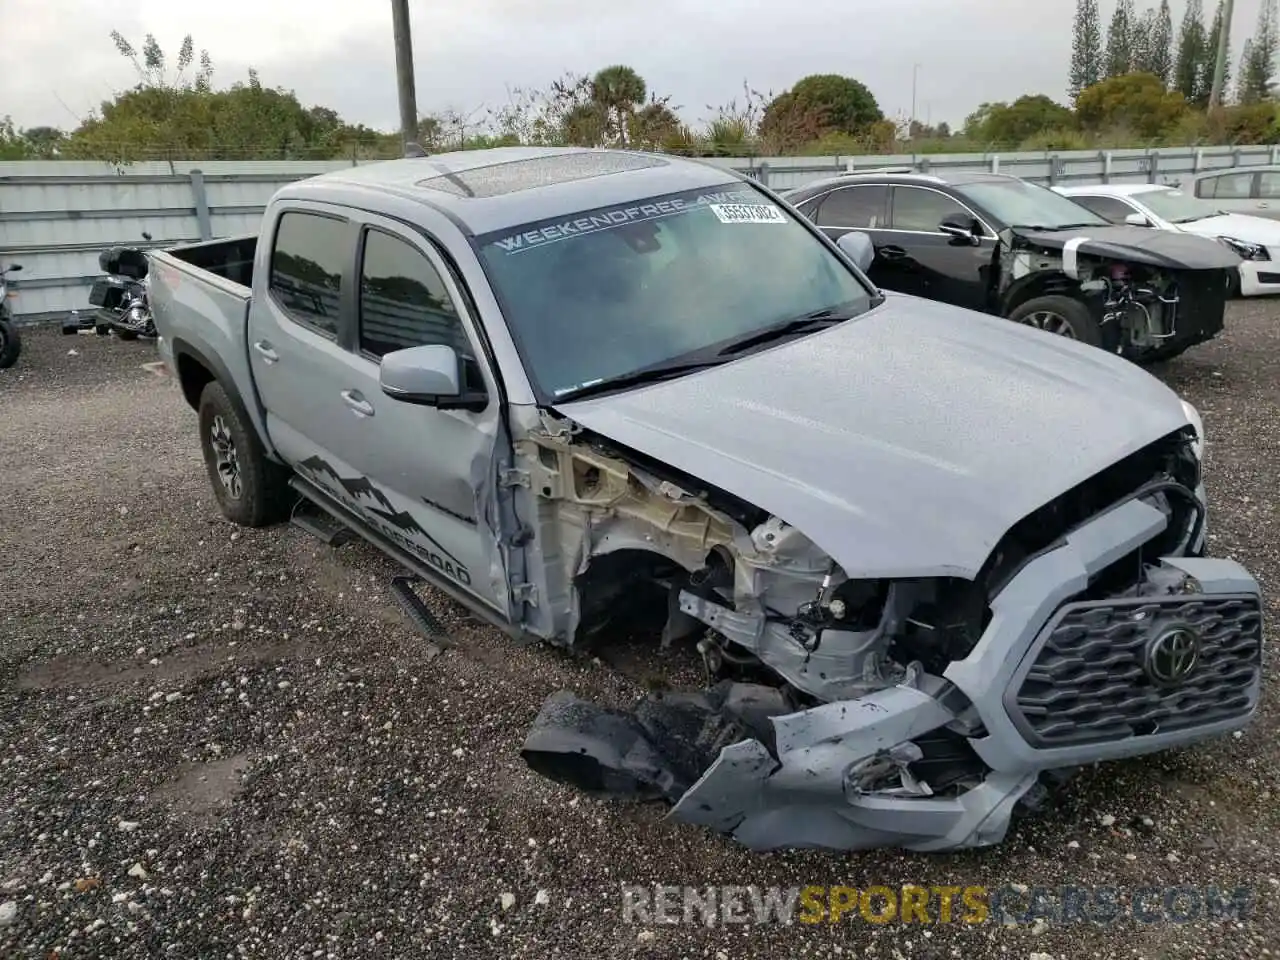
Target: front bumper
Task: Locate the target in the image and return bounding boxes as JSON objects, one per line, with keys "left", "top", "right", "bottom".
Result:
{"left": 1237, "top": 261, "right": 1280, "bottom": 297}
{"left": 656, "top": 498, "right": 1258, "bottom": 852}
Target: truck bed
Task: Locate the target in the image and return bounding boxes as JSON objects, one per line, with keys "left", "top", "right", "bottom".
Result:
{"left": 165, "top": 234, "right": 258, "bottom": 290}
{"left": 149, "top": 235, "right": 266, "bottom": 442}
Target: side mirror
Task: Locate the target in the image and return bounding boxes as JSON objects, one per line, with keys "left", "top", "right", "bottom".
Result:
{"left": 1124, "top": 212, "right": 1152, "bottom": 227}
{"left": 379, "top": 343, "right": 486, "bottom": 412}
{"left": 939, "top": 215, "right": 982, "bottom": 244}
{"left": 836, "top": 232, "right": 876, "bottom": 272}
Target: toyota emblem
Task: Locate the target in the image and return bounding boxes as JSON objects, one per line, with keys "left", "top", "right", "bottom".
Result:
{"left": 1145, "top": 626, "right": 1201, "bottom": 685}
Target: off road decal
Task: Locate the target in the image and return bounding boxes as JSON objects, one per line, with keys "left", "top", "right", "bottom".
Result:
{"left": 296, "top": 456, "right": 473, "bottom": 586}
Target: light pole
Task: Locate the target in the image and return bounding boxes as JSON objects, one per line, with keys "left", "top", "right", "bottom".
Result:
{"left": 1208, "top": 0, "right": 1235, "bottom": 110}
{"left": 391, "top": 0, "right": 419, "bottom": 152}
{"left": 911, "top": 63, "right": 921, "bottom": 134}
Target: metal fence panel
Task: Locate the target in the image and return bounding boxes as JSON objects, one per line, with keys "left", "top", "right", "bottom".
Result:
{"left": 3, "top": 145, "right": 1279, "bottom": 323}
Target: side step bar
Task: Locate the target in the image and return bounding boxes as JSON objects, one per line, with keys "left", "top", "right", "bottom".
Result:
{"left": 390, "top": 576, "right": 450, "bottom": 647}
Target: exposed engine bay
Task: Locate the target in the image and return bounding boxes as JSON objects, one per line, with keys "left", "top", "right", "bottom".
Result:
{"left": 997, "top": 226, "right": 1236, "bottom": 360}
{"left": 518, "top": 414, "right": 1264, "bottom": 852}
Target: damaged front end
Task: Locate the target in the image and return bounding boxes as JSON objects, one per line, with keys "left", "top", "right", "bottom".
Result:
{"left": 997, "top": 226, "right": 1239, "bottom": 360}
{"left": 518, "top": 417, "right": 1263, "bottom": 853}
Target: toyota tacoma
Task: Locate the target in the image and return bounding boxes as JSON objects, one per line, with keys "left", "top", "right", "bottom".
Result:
{"left": 147, "top": 147, "right": 1263, "bottom": 853}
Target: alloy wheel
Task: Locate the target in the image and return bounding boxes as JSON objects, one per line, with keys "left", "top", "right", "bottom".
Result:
{"left": 210, "top": 416, "right": 242, "bottom": 500}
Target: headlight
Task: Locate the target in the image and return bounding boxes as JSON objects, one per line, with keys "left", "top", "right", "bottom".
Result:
{"left": 1180, "top": 398, "right": 1204, "bottom": 460}
{"left": 1218, "top": 235, "right": 1270, "bottom": 261}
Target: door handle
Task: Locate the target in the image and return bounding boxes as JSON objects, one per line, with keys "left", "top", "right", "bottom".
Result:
{"left": 878, "top": 245, "right": 908, "bottom": 260}
{"left": 340, "top": 389, "right": 375, "bottom": 418}
{"left": 253, "top": 340, "right": 279, "bottom": 364}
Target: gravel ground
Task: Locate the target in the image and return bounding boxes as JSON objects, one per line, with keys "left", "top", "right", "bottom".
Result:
{"left": 1, "top": 313, "right": 1278, "bottom": 960}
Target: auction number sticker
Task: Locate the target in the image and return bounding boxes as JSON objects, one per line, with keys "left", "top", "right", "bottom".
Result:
{"left": 709, "top": 203, "right": 786, "bottom": 224}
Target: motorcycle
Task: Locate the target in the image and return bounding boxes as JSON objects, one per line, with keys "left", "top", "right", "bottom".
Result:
{"left": 64, "top": 232, "right": 154, "bottom": 340}
{"left": 0, "top": 262, "right": 22, "bottom": 369}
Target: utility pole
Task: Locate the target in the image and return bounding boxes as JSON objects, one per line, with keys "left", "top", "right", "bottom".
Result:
{"left": 910, "top": 63, "right": 920, "bottom": 129}
{"left": 391, "top": 0, "right": 419, "bottom": 151}
{"left": 1209, "top": 0, "right": 1235, "bottom": 110}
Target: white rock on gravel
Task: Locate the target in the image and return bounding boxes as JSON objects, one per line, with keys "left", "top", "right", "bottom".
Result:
{"left": 0, "top": 901, "right": 16, "bottom": 926}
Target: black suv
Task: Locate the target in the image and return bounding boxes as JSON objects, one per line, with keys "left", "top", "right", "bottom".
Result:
{"left": 782, "top": 171, "right": 1241, "bottom": 362}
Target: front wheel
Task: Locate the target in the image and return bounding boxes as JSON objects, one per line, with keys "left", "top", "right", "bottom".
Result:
{"left": 197, "top": 380, "right": 292, "bottom": 527}
{"left": 1006, "top": 295, "right": 1102, "bottom": 347}
{"left": 0, "top": 318, "right": 21, "bottom": 369}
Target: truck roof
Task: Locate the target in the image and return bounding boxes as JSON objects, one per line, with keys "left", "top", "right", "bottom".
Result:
{"left": 283, "top": 147, "right": 749, "bottom": 237}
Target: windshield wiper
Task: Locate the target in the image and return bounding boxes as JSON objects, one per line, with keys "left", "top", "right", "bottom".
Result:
{"left": 552, "top": 307, "right": 855, "bottom": 403}
{"left": 552, "top": 358, "right": 729, "bottom": 403}
{"left": 1010, "top": 222, "right": 1101, "bottom": 231}
{"left": 715, "top": 308, "right": 850, "bottom": 357}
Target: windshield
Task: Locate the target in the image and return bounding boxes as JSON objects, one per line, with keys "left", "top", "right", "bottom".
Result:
{"left": 477, "top": 182, "right": 873, "bottom": 400}
{"left": 1137, "top": 188, "right": 1225, "bottom": 223}
{"left": 961, "top": 178, "right": 1109, "bottom": 230}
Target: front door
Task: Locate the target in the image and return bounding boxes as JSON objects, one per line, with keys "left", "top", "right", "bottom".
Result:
{"left": 885, "top": 185, "right": 995, "bottom": 311}
{"left": 315, "top": 216, "right": 508, "bottom": 615}
{"left": 247, "top": 202, "right": 508, "bottom": 615}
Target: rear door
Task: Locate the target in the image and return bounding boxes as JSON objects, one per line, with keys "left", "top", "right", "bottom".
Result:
{"left": 247, "top": 203, "right": 357, "bottom": 471}
{"left": 885, "top": 185, "right": 995, "bottom": 310}
{"left": 807, "top": 184, "right": 895, "bottom": 288}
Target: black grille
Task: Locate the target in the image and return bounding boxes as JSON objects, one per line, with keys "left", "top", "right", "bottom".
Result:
{"left": 88, "top": 279, "right": 112, "bottom": 307}
{"left": 1008, "top": 594, "right": 1262, "bottom": 748}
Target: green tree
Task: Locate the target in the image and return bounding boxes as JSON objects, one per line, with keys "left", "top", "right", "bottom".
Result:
{"left": 111, "top": 30, "right": 213, "bottom": 92}
{"left": 1150, "top": 0, "right": 1175, "bottom": 83}
{"left": 590, "top": 65, "right": 647, "bottom": 145}
{"left": 962, "top": 95, "right": 1074, "bottom": 145}
{"left": 1235, "top": 38, "right": 1254, "bottom": 102}
{"left": 765, "top": 74, "right": 881, "bottom": 140}
{"left": 1240, "top": 0, "right": 1279, "bottom": 103}
{"left": 1076, "top": 71, "right": 1188, "bottom": 137}
{"left": 1174, "top": 0, "right": 1209, "bottom": 101}
{"left": 1106, "top": 0, "right": 1137, "bottom": 77}
{"left": 1069, "top": 0, "right": 1104, "bottom": 99}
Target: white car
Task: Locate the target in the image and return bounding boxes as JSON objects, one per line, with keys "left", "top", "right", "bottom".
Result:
{"left": 1054, "top": 182, "right": 1280, "bottom": 296}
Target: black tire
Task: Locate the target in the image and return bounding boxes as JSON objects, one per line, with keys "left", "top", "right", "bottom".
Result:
{"left": 0, "top": 318, "right": 20, "bottom": 369}
{"left": 197, "top": 380, "right": 292, "bottom": 527}
{"left": 1006, "top": 295, "right": 1102, "bottom": 347}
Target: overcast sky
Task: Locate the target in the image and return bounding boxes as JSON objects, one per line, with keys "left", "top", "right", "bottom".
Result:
{"left": 6, "top": 0, "right": 1273, "bottom": 134}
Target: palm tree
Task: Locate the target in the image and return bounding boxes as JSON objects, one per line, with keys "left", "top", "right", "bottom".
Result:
{"left": 590, "top": 65, "right": 647, "bottom": 145}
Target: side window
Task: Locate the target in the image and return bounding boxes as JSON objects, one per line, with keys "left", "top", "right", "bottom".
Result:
{"left": 890, "top": 187, "right": 970, "bottom": 233}
{"left": 1070, "top": 195, "right": 1138, "bottom": 223}
{"left": 815, "top": 185, "right": 889, "bottom": 228}
{"left": 792, "top": 196, "right": 821, "bottom": 220}
{"left": 268, "top": 212, "right": 347, "bottom": 338}
{"left": 1258, "top": 172, "right": 1280, "bottom": 198}
{"left": 358, "top": 229, "right": 485, "bottom": 392}
{"left": 1202, "top": 172, "right": 1254, "bottom": 199}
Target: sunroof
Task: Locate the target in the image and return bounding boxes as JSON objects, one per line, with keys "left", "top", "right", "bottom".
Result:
{"left": 416, "top": 152, "right": 668, "bottom": 199}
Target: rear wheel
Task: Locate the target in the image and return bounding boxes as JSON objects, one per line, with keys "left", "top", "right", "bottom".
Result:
{"left": 1006, "top": 295, "right": 1102, "bottom": 346}
{"left": 197, "top": 380, "right": 292, "bottom": 526}
{"left": 0, "top": 318, "right": 20, "bottom": 369}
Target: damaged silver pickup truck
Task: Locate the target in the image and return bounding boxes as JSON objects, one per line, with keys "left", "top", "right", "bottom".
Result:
{"left": 148, "top": 147, "right": 1264, "bottom": 854}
